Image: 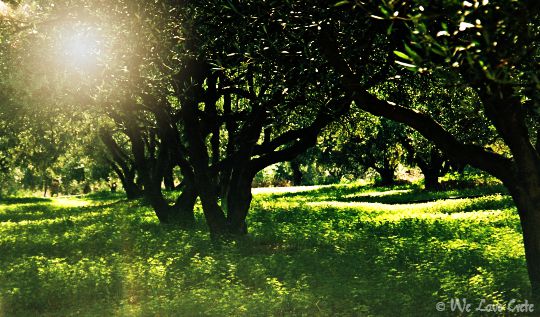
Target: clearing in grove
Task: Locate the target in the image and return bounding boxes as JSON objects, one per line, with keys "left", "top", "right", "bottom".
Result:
{"left": 0, "top": 183, "right": 531, "bottom": 316}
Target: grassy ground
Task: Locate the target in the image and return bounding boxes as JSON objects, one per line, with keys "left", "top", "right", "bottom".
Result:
{"left": 0, "top": 183, "right": 534, "bottom": 316}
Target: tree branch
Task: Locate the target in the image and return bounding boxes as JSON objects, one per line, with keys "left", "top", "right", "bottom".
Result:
{"left": 250, "top": 97, "right": 351, "bottom": 172}
{"left": 318, "top": 30, "right": 514, "bottom": 182}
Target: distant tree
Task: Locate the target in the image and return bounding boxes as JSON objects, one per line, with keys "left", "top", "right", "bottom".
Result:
{"left": 376, "top": 73, "right": 497, "bottom": 190}
{"left": 350, "top": 118, "right": 406, "bottom": 186}
{"left": 308, "top": 108, "right": 407, "bottom": 186}
{"left": 98, "top": 127, "right": 142, "bottom": 199}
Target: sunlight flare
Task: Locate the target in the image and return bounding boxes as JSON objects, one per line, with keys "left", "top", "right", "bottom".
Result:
{"left": 57, "top": 27, "right": 103, "bottom": 70}
{"left": 0, "top": 1, "right": 9, "bottom": 16}
{"left": 47, "top": 21, "right": 109, "bottom": 75}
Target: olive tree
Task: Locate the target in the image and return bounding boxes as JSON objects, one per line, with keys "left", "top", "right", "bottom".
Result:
{"left": 319, "top": 0, "right": 540, "bottom": 295}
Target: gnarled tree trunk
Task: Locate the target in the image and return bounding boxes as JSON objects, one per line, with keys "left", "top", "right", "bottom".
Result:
{"left": 423, "top": 170, "right": 440, "bottom": 191}
{"left": 290, "top": 159, "right": 303, "bottom": 186}
{"left": 375, "top": 157, "right": 396, "bottom": 186}
{"left": 163, "top": 157, "right": 175, "bottom": 191}
{"left": 99, "top": 128, "right": 143, "bottom": 199}
{"left": 182, "top": 94, "right": 228, "bottom": 236}
{"left": 110, "top": 163, "right": 142, "bottom": 199}
{"left": 123, "top": 174, "right": 143, "bottom": 199}
{"left": 506, "top": 177, "right": 540, "bottom": 297}
{"left": 224, "top": 167, "right": 254, "bottom": 234}
{"left": 145, "top": 177, "right": 197, "bottom": 226}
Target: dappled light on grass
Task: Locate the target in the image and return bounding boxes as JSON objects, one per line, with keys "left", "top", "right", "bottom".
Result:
{"left": 0, "top": 184, "right": 532, "bottom": 316}
{"left": 252, "top": 184, "right": 331, "bottom": 195}
{"left": 343, "top": 188, "right": 413, "bottom": 198}
{"left": 0, "top": 197, "right": 52, "bottom": 206}
{"left": 308, "top": 194, "right": 514, "bottom": 215}
{"left": 51, "top": 197, "right": 91, "bottom": 208}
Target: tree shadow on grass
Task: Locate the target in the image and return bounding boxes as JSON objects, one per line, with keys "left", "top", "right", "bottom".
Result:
{"left": 264, "top": 183, "right": 418, "bottom": 201}
{"left": 0, "top": 188, "right": 532, "bottom": 317}
{"left": 227, "top": 204, "right": 528, "bottom": 315}
{"left": 0, "top": 199, "right": 134, "bottom": 226}
{"left": 0, "top": 197, "right": 52, "bottom": 205}
{"left": 83, "top": 190, "right": 127, "bottom": 202}
{"left": 338, "top": 184, "right": 508, "bottom": 204}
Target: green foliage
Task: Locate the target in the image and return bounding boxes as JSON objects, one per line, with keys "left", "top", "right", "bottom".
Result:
{"left": 0, "top": 0, "right": 537, "bottom": 312}
{"left": 0, "top": 184, "right": 533, "bottom": 316}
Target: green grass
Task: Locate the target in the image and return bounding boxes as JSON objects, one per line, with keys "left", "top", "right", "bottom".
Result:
{"left": 0, "top": 183, "right": 534, "bottom": 316}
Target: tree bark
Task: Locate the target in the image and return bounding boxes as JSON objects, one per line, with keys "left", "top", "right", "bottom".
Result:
{"left": 173, "top": 182, "right": 197, "bottom": 226}
{"left": 145, "top": 178, "right": 197, "bottom": 226}
{"left": 377, "top": 166, "right": 395, "bottom": 186}
{"left": 423, "top": 170, "right": 440, "bottom": 191}
{"left": 290, "top": 159, "right": 303, "bottom": 186}
{"left": 163, "top": 161, "right": 175, "bottom": 191}
{"left": 224, "top": 168, "right": 255, "bottom": 234}
{"left": 110, "top": 162, "right": 142, "bottom": 199}
{"left": 42, "top": 180, "right": 48, "bottom": 197}
{"left": 123, "top": 172, "right": 143, "bottom": 199}
{"left": 182, "top": 95, "right": 228, "bottom": 235}
{"left": 100, "top": 129, "right": 143, "bottom": 199}
{"left": 374, "top": 156, "right": 396, "bottom": 186}
{"left": 507, "top": 181, "right": 540, "bottom": 297}
{"left": 124, "top": 112, "right": 197, "bottom": 226}
{"left": 418, "top": 150, "right": 445, "bottom": 191}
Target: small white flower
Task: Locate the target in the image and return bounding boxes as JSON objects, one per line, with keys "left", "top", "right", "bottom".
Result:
{"left": 437, "top": 31, "right": 450, "bottom": 37}
{"left": 459, "top": 22, "right": 475, "bottom": 31}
